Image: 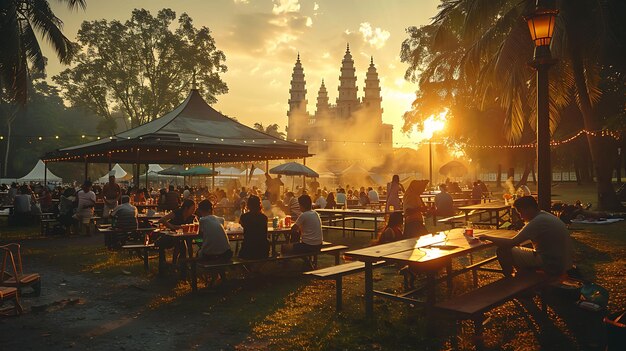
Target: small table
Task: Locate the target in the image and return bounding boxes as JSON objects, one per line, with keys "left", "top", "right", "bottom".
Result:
{"left": 458, "top": 201, "right": 512, "bottom": 228}
{"left": 344, "top": 228, "right": 517, "bottom": 317}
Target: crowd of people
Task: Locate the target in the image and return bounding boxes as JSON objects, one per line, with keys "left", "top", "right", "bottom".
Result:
{"left": 2, "top": 171, "right": 575, "bottom": 280}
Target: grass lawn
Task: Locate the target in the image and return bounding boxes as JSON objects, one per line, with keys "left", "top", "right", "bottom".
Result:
{"left": 0, "top": 183, "right": 624, "bottom": 350}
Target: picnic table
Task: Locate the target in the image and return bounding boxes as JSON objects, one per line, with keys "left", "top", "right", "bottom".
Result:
{"left": 458, "top": 201, "right": 512, "bottom": 228}
{"left": 315, "top": 208, "right": 401, "bottom": 238}
{"left": 344, "top": 228, "right": 517, "bottom": 317}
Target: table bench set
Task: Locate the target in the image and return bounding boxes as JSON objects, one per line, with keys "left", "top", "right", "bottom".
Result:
{"left": 304, "top": 228, "right": 561, "bottom": 342}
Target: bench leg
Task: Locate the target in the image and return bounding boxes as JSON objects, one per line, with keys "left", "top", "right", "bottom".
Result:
{"left": 190, "top": 261, "right": 197, "bottom": 292}
{"left": 364, "top": 261, "right": 374, "bottom": 318}
{"left": 335, "top": 277, "right": 342, "bottom": 311}
{"left": 473, "top": 314, "right": 485, "bottom": 350}
{"left": 334, "top": 253, "right": 340, "bottom": 265}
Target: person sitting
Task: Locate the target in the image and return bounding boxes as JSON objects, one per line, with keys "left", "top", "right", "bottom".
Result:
{"left": 359, "top": 188, "right": 370, "bottom": 206}
{"left": 434, "top": 184, "right": 455, "bottom": 218}
{"left": 197, "top": 200, "right": 232, "bottom": 264}
{"left": 106, "top": 195, "right": 138, "bottom": 249}
{"left": 238, "top": 195, "right": 270, "bottom": 260}
{"left": 325, "top": 192, "right": 337, "bottom": 209}
{"left": 111, "top": 195, "right": 138, "bottom": 230}
{"left": 471, "top": 181, "right": 482, "bottom": 204}
{"left": 367, "top": 187, "right": 379, "bottom": 203}
{"left": 480, "top": 196, "right": 574, "bottom": 277}
{"left": 284, "top": 191, "right": 302, "bottom": 220}
{"left": 158, "top": 199, "right": 197, "bottom": 264}
{"left": 448, "top": 182, "right": 462, "bottom": 193}
{"left": 403, "top": 180, "right": 429, "bottom": 238}
{"left": 57, "top": 188, "right": 77, "bottom": 234}
{"left": 314, "top": 190, "right": 327, "bottom": 209}
{"left": 157, "top": 188, "right": 167, "bottom": 211}
{"left": 376, "top": 212, "right": 404, "bottom": 244}
{"left": 335, "top": 188, "right": 347, "bottom": 207}
{"left": 288, "top": 195, "right": 323, "bottom": 255}
{"left": 163, "top": 185, "right": 180, "bottom": 211}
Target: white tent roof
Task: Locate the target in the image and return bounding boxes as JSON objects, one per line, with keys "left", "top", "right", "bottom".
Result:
{"left": 240, "top": 168, "right": 265, "bottom": 176}
{"left": 216, "top": 166, "right": 241, "bottom": 175}
{"left": 98, "top": 164, "right": 128, "bottom": 183}
{"left": 17, "top": 160, "right": 62, "bottom": 183}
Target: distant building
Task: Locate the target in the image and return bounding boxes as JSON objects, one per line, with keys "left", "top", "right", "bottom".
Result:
{"left": 286, "top": 44, "right": 393, "bottom": 159}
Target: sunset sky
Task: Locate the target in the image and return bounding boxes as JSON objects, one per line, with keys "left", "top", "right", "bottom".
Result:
{"left": 45, "top": 0, "right": 440, "bottom": 147}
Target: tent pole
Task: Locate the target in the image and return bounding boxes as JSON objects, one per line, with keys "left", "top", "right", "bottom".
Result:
{"left": 135, "top": 149, "right": 140, "bottom": 189}
{"left": 265, "top": 160, "right": 269, "bottom": 173}
{"left": 84, "top": 157, "right": 89, "bottom": 182}
{"left": 302, "top": 158, "right": 306, "bottom": 191}
{"left": 145, "top": 163, "right": 149, "bottom": 188}
{"left": 211, "top": 163, "right": 215, "bottom": 191}
{"left": 44, "top": 161, "right": 47, "bottom": 188}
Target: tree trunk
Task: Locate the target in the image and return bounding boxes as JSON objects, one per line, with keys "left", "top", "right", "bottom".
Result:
{"left": 570, "top": 53, "right": 622, "bottom": 210}
{"left": 516, "top": 163, "right": 532, "bottom": 188}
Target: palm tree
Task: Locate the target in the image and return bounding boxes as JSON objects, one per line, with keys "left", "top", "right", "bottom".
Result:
{"left": 0, "top": 0, "right": 85, "bottom": 176}
{"left": 254, "top": 122, "right": 286, "bottom": 140}
{"left": 401, "top": 0, "right": 625, "bottom": 209}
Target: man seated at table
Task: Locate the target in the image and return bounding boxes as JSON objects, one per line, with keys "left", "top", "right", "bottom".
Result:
{"left": 196, "top": 200, "right": 232, "bottom": 264}
{"left": 480, "top": 196, "right": 574, "bottom": 277}
{"left": 111, "top": 195, "right": 138, "bottom": 230}
{"left": 434, "top": 184, "right": 454, "bottom": 218}
{"left": 284, "top": 191, "right": 302, "bottom": 220}
{"left": 287, "top": 194, "right": 323, "bottom": 255}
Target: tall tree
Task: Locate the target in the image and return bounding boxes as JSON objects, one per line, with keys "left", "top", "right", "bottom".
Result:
{"left": 254, "top": 122, "right": 286, "bottom": 140}
{"left": 401, "top": 0, "right": 626, "bottom": 210}
{"left": 54, "top": 8, "right": 228, "bottom": 134}
{"left": 0, "top": 0, "right": 85, "bottom": 176}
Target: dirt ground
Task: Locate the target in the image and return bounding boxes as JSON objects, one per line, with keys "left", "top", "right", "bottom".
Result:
{"left": 1, "top": 184, "right": 625, "bottom": 350}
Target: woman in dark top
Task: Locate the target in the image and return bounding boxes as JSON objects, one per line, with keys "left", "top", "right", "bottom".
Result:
{"left": 158, "top": 199, "right": 197, "bottom": 264}
{"left": 238, "top": 195, "right": 270, "bottom": 259}
{"left": 325, "top": 192, "right": 337, "bottom": 209}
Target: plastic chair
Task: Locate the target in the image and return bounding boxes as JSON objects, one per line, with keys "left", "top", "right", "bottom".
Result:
{"left": 1, "top": 244, "right": 41, "bottom": 296}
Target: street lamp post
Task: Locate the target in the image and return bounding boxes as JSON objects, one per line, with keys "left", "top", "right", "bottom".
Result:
{"left": 525, "top": 0, "right": 558, "bottom": 211}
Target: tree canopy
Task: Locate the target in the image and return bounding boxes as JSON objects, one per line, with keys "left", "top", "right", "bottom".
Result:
{"left": 54, "top": 8, "right": 228, "bottom": 134}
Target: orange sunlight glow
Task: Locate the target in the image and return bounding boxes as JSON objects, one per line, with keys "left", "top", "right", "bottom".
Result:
{"left": 409, "top": 109, "right": 449, "bottom": 144}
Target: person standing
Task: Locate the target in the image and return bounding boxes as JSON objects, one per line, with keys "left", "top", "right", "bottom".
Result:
{"left": 102, "top": 172, "right": 121, "bottom": 221}
{"left": 75, "top": 180, "right": 96, "bottom": 235}
{"left": 164, "top": 185, "right": 181, "bottom": 211}
{"left": 386, "top": 174, "right": 405, "bottom": 212}
{"left": 238, "top": 195, "right": 270, "bottom": 259}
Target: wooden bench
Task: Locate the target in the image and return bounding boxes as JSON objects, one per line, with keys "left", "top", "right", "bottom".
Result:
{"left": 0, "top": 286, "right": 22, "bottom": 316}
{"left": 189, "top": 244, "right": 349, "bottom": 292}
{"left": 435, "top": 272, "right": 557, "bottom": 341}
{"left": 304, "top": 261, "right": 386, "bottom": 311}
{"left": 121, "top": 243, "right": 157, "bottom": 272}
{"left": 436, "top": 214, "right": 466, "bottom": 228}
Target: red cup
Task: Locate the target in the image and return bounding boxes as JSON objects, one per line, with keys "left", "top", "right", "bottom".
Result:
{"left": 465, "top": 228, "right": 474, "bottom": 237}
{"left": 284, "top": 215, "right": 291, "bottom": 227}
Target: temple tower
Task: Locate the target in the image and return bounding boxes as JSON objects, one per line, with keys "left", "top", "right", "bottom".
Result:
{"left": 315, "top": 79, "right": 330, "bottom": 118}
{"left": 287, "top": 53, "right": 308, "bottom": 140}
{"left": 336, "top": 44, "right": 359, "bottom": 119}
{"left": 363, "top": 57, "right": 383, "bottom": 124}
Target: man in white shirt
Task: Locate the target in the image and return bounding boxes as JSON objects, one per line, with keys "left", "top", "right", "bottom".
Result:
{"left": 197, "top": 200, "right": 232, "bottom": 263}
{"left": 314, "top": 190, "right": 327, "bottom": 209}
{"left": 290, "top": 195, "right": 323, "bottom": 254}
{"left": 367, "top": 187, "right": 379, "bottom": 203}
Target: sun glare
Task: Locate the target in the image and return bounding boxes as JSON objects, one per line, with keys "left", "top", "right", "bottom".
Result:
{"left": 409, "top": 109, "right": 449, "bottom": 144}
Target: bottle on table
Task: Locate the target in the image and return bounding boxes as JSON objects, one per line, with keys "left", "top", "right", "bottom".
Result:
{"left": 465, "top": 221, "right": 473, "bottom": 236}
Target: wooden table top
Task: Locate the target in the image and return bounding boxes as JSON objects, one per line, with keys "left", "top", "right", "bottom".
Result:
{"left": 345, "top": 229, "right": 517, "bottom": 264}
{"left": 315, "top": 208, "right": 401, "bottom": 215}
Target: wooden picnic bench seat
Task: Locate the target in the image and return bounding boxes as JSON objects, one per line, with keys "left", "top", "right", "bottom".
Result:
{"left": 0, "top": 286, "right": 22, "bottom": 316}
{"left": 304, "top": 261, "right": 386, "bottom": 311}
{"left": 435, "top": 272, "right": 558, "bottom": 341}
{"left": 189, "top": 244, "right": 349, "bottom": 292}
{"left": 436, "top": 214, "right": 466, "bottom": 228}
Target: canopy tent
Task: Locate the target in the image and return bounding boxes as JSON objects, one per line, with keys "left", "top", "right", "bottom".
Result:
{"left": 339, "top": 164, "right": 379, "bottom": 186}
{"left": 42, "top": 89, "right": 311, "bottom": 186}
{"left": 215, "top": 166, "right": 242, "bottom": 176}
{"left": 17, "top": 160, "right": 62, "bottom": 183}
{"left": 180, "top": 166, "right": 218, "bottom": 176}
{"left": 239, "top": 167, "right": 265, "bottom": 177}
{"left": 158, "top": 165, "right": 186, "bottom": 176}
{"left": 439, "top": 160, "right": 468, "bottom": 178}
{"left": 98, "top": 164, "right": 132, "bottom": 183}
{"left": 142, "top": 164, "right": 164, "bottom": 176}
{"left": 269, "top": 162, "right": 319, "bottom": 177}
